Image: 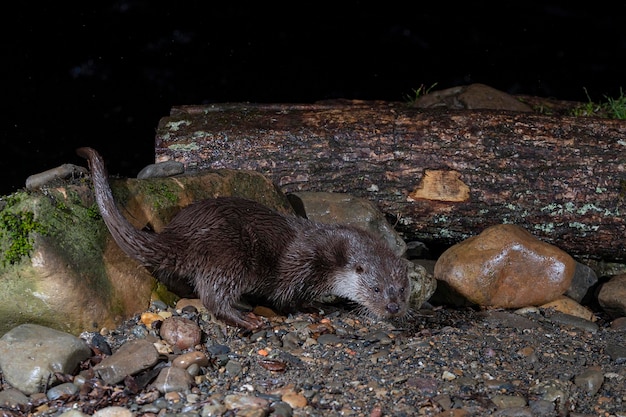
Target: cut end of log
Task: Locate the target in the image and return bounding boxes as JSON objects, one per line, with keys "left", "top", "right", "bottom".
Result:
{"left": 408, "top": 170, "right": 470, "bottom": 203}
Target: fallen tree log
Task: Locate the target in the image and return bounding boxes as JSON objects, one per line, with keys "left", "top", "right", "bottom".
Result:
{"left": 154, "top": 101, "right": 626, "bottom": 262}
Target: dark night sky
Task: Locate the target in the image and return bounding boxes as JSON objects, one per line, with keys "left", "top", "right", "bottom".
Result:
{"left": 2, "top": 2, "right": 625, "bottom": 196}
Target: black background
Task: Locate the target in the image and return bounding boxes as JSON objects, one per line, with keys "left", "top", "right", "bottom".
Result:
{"left": 3, "top": 2, "right": 625, "bottom": 196}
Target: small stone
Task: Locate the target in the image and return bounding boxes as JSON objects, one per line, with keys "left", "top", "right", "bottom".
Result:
{"left": 150, "top": 366, "right": 193, "bottom": 394}
{"left": 611, "top": 317, "right": 626, "bottom": 331}
{"left": 57, "top": 410, "right": 90, "bottom": 417}
{"left": 540, "top": 296, "right": 596, "bottom": 322}
{"left": 606, "top": 343, "right": 626, "bottom": 363}
{"left": 434, "top": 224, "right": 576, "bottom": 308}
{"left": 159, "top": 316, "right": 202, "bottom": 350}
{"left": 93, "top": 339, "right": 160, "bottom": 385}
{"left": 137, "top": 160, "right": 185, "bottom": 179}
{"left": 92, "top": 406, "right": 134, "bottom": 417}
{"left": 172, "top": 350, "right": 209, "bottom": 369}
{"left": 441, "top": 371, "right": 456, "bottom": 381}
{"left": 223, "top": 394, "right": 270, "bottom": 411}
{"left": 272, "top": 401, "right": 294, "bottom": 417}
{"left": 206, "top": 343, "right": 230, "bottom": 356}
{"left": 282, "top": 391, "right": 307, "bottom": 408}
{"left": 46, "top": 382, "right": 79, "bottom": 400}
{"left": 0, "top": 388, "right": 29, "bottom": 408}
{"left": 140, "top": 312, "right": 164, "bottom": 328}
{"left": 224, "top": 360, "right": 243, "bottom": 376}
{"left": 548, "top": 312, "right": 598, "bottom": 333}
{"left": 565, "top": 262, "right": 598, "bottom": 303}
{"left": 574, "top": 367, "right": 604, "bottom": 395}
{"left": 490, "top": 395, "right": 527, "bottom": 409}
{"left": 316, "top": 334, "right": 342, "bottom": 345}
{"left": 598, "top": 274, "right": 626, "bottom": 318}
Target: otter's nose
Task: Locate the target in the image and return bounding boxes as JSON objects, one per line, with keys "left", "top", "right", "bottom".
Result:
{"left": 386, "top": 303, "right": 400, "bottom": 315}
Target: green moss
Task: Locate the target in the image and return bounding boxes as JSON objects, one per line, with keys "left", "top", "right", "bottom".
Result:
{"left": 35, "top": 189, "right": 111, "bottom": 295}
{"left": 0, "top": 193, "right": 47, "bottom": 266}
{"left": 144, "top": 180, "right": 179, "bottom": 208}
{"left": 153, "top": 281, "right": 180, "bottom": 307}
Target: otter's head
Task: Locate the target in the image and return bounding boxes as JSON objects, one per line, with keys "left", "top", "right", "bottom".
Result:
{"left": 329, "top": 228, "right": 411, "bottom": 320}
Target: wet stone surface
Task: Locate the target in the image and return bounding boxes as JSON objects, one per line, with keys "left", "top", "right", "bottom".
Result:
{"left": 0, "top": 302, "right": 625, "bottom": 416}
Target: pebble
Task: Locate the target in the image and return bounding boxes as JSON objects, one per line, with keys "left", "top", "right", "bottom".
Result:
{"left": 223, "top": 393, "right": 270, "bottom": 411}
{"left": 224, "top": 360, "right": 243, "bottom": 376}
{"left": 547, "top": 312, "right": 599, "bottom": 333}
{"left": 605, "top": 342, "right": 626, "bottom": 363}
{"left": 574, "top": 367, "right": 604, "bottom": 395}
{"left": 140, "top": 312, "right": 164, "bottom": 328}
{"left": 92, "top": 406, "right": 134, "bottom": 417}
{"left": 172, "top": 350, "right": 209, "bottom": 369}
{"left": 490, "top": 394, "right": 527, "bottom": 408}
{"left": 0, "top": 388, "right": 29, "bottom": 408}
{"left": 136, "top": 160, "right": 185, "bottom": 179}
{"left": 598, "top": 273, "right": 626, "bottom": 317}
{"left": 93, "top": 338, "right": 160, "bottom": 385}
{"left": 316, "top": 333, "right": 341, "bottom": 345}
{"left": 280, "top": 390, "right": 307, "bottom": 408}
{"left": 540, "top": 296, "right": 596, "bottom": 322}
{"left": 610, "top": 316, "right": 626, "bottom": 331}
{"left": 150, "top": 366, "right": 193, "bottom": 393}
{"left": 159, "top": 316, "right": 202, "bottom": 350}
{"left": 46, "top": 382, "right": 79, "bottom": 400}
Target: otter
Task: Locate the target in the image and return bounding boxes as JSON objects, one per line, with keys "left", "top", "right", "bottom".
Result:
{"left": 77, "top": 147, "right": 410, "bottom": 329}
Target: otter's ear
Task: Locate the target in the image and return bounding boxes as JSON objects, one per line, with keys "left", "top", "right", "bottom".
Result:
{"left": 329, "top": 237, "right": 349, "bottom": 267}
{"left": 314, "top": 236, "right": 349, "bottom": 269}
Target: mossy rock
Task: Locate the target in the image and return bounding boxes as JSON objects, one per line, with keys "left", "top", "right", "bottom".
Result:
{"left": 0, "top": 168, "right": 293, "bottom": 336}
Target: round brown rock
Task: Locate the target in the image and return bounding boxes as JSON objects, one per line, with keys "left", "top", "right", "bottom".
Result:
{"left": 434, "top": 224, "right": 576, "bottom": 308}
{"left": 159, "top": 317, "right": 202, "bottom": 350}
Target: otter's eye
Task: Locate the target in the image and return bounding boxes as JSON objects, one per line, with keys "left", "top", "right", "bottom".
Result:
{"left": 355, "top": 265, "right": 364, "bottom": 274}
{"left": 399, "top": 287, "right": 405, "bottom": 294}
{"left": 373, "top": 286, "right": 380, "bottom": 293}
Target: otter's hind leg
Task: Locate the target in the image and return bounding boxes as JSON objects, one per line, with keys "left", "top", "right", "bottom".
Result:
{"left": 195, "top": 276, "right": 266, "bottom": 330}
{"left": 207, "top": 296, "right": 265, "bottom": 329}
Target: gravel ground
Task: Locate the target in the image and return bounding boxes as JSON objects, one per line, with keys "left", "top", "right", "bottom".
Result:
{"left": 2, "top": 299, "right": 625, "bottom": 417}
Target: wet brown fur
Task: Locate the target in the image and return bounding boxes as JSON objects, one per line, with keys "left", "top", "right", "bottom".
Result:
{"left": 77, "top": 147, "right": 410, "bottom": 329}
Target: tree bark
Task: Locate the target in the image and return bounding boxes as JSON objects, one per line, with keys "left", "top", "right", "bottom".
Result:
{"left": 154, "top": 101, "right": 626, "bottom": 261}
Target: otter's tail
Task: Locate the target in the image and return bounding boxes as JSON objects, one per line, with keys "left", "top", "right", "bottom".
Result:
{"left": 76, "top": 147, "right": 157, "bottom": 266}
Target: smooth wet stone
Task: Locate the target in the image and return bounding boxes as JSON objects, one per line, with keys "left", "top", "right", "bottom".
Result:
{"left": 565, "top": 262, "right": 598, "bottom": 303}
{"left": 172, "top": 350, "right": 209, "bottom": 369}
{"left": 0, "top": 324, "right": 91, "bottom": 395}
{"left": 0, "top": 388, "right": 29, "bottom": 408}
{"left": 434, "top": 224, "right": 576, "bottom": 308}
{"left": 159, "top": 316, "right": 202, "bottom": 350}
{"left": 150, "top": 366, "right": 193, "bottom": 394}
{"left": 597, "top": 273, "right": 626, "bottom": 318}
{"left": 136, "top": 160, "right": 185, "bottom": 179}
{"left": 540, "top": 296, "right": 596, "bottom": 322}
{"left": 93, "top": 339, "right": 160, "bottom": 385}
{"left": 548, "top": 312, "right": 598, "bottom": 333}
{"left": 92, "top": 406, "right": 135, "bottom": 417}
{"left": 47, "top": 382, "right": 79, "bottom": 400}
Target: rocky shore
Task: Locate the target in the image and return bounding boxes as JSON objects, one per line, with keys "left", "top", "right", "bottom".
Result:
{"left": 1, "top": 297, "right": 625, "bottom": 417}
